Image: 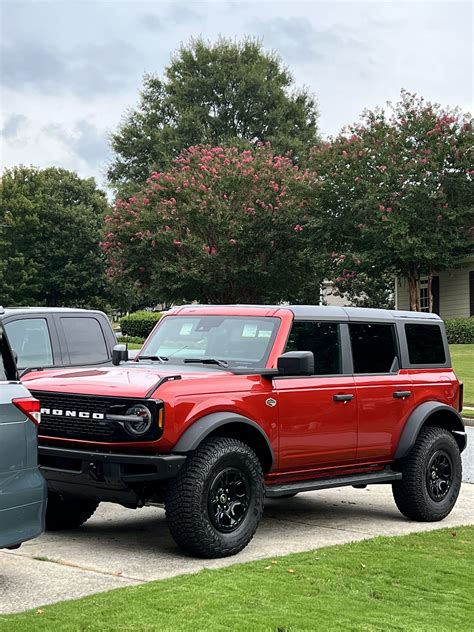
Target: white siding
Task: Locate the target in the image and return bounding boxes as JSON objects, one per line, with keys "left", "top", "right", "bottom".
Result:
{"left": 396, "top": 258, "right": 474, "bottom": 318}
{"left": 321, "top": 282, "right": 353, "bottom": 307}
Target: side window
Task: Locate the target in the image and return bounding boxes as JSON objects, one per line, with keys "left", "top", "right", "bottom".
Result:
{"left": 285, "top": 321, "right": 341, "bottom": 375}
{"left": 0, "top": 329, "right": 17, "bottom": 380}
{"left": 349, "top": 323, "right": 398, "bottom": 374}
{"left": 4, "top": 318, "right": 54, "bottom": 369}
{"left": 405, "top": 324, "right": 446, "bottom": 365}
{"left": 61, "top": 317, "right": 109, "bottom": 364}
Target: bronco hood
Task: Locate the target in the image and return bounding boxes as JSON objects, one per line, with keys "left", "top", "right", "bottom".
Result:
{"left": 21, "top": 364, "right": 232, "bottom": 398}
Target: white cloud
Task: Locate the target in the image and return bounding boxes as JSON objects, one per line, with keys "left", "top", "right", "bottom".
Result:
{"left": 0, "top": 0, "right": 472, "bottom": 190}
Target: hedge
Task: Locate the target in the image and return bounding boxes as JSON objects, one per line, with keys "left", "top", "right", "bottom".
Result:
{"left": 117, "top": 335, "right": 145, "bottom": 345}
{"left": 119, "top": 311, "right": 162, "bottom": 339}
{"left": 445, "top": 318, "right": 474, "bottom": 344}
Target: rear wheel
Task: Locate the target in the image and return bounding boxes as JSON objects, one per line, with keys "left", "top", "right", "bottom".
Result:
{"left": 165, "top": 437, "right": 265, "bottom": 558}
{"left": 392, "top": 427, "right": 462, "bottom": 522}
{"left": 45, "top": 493, "right": 99, "bottom": 530}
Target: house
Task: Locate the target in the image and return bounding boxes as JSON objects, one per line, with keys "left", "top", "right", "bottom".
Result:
{"left": 395, "top": 254, "right": 474, "bottom": 318}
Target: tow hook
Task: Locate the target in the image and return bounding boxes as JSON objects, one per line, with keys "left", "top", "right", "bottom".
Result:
{"left": 89, "top": 461, "right": 104, "bottom": 482}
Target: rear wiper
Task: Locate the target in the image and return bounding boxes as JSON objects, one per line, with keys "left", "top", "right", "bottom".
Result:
{"left": 183, "top": 358, "right": 229, "bottom": 368}
{"left": 136, "top": 355, "right": 168, "bottom": 363}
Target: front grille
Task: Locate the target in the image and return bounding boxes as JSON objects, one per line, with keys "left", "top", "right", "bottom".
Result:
{"left": 32, "top": 391, "right": 161, "bottom": 442}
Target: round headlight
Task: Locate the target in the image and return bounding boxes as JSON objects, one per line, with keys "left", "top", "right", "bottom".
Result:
{"left": 124, "top": 404, "right": 152, "bottom": 436}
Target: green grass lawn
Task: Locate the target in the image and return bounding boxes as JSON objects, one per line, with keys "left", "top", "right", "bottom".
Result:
{"left": 450, "top": 344, "right": 474, "bottom": 407}
{"left": 2, "top": 527, "right": 473, "bottom": 631}
{"left": 128, "top": 343, "right": 142, "bottom": 350}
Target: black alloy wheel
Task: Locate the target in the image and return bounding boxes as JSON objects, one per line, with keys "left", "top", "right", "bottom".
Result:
{"left": 426, "top": 450, "right": 453, "bottom": 502}
{"left": 208, "top": 467, "right": 250, "bottom": 533}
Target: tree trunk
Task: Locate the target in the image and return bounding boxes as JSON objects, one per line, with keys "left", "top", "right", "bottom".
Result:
{"left": 427, "top": 267, "right": 433, "bottom": 313}
{"left": 407, "top": 265, "right": 420, "bottom": 311}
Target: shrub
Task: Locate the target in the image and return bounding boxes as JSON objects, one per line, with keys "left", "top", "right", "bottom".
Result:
{"left": 445, "top": 318, "right": 474, "bottom": 344}
{"left": 117, "top": 335, "right": 145, "bottom": 345}
{"left": 120, "top": 311, "right": 162, "bottom": 339}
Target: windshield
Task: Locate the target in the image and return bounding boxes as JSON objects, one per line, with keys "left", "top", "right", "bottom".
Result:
{"left": 140, "top": 316, "right": 280, "bottom": 368}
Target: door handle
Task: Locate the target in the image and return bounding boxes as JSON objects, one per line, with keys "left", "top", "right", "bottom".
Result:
{"left": 393, "top": 391, "right": 412, "bottom": 399}
{"left": 333, "top": 394, "right": 354, "bottom": 403}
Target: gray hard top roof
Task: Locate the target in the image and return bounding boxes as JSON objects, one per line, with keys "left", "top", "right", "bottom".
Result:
{"left": 173, "top": 304, "right": 442, "bottom": 322}
{"left": 0, "top": 306, "right": 104, "bottom": 317}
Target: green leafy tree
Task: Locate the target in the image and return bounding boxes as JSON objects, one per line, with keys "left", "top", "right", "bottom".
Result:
{"left": 309, "top": 91, "right": 473, "bottom": 310}
{"left": 103, "top": 145, "right": 326, "bottom": 304}
{"left": 108, "top": 38, "right": 318, "bottom": 192}
{"left": 0, "top": 166, "right": 109, "bottom": 307}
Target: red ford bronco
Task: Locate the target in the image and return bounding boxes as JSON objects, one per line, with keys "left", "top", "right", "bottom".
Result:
{"left": 22, "top": 305, "right": 466, "bottom": 558}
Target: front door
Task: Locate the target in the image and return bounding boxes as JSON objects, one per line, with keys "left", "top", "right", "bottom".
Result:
{"left": 273, "top": 321, "right": 358, "bottom": 472}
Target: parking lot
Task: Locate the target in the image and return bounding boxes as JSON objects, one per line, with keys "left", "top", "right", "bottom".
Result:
{"left": 1, "top": 427, "right": 473, "bottom": 615}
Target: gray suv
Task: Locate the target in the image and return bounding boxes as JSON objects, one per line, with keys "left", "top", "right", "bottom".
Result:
{"left": 0, "top": 324, "right": 47, "bottom": 549}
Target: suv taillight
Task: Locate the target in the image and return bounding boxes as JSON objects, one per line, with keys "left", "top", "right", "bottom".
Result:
{"left": 13, "top": 397, "right": 41, "bottom": 426}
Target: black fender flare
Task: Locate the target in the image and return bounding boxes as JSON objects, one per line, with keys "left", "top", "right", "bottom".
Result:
{"left": 395, "top": 401, "right": 466, "bottom": 459}
{"left": 173, "top": 412, "right": 275, "bottom": 469}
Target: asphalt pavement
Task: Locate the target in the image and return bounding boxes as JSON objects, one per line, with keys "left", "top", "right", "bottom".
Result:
{"left": 1, "top": 445, "right": 473, "bottom": 615}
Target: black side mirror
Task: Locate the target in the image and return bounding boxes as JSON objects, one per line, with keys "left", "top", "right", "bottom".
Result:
{"left": 112, "top": 344, "right": 129, "bottom": 366}
{"left": 277, "top": 351, "right": 314, "bottom": 376}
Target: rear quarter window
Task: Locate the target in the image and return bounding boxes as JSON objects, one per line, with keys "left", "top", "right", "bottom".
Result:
{"left": 404, "top": 323, "right": 446, "bottom": 365}
{"left": 61, "top": 317, "right": 109, "bottom": 364}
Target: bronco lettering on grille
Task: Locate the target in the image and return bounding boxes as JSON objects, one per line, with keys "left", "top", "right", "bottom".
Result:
{"left": 40, "top": 408, "right": 105, "bottom": 420}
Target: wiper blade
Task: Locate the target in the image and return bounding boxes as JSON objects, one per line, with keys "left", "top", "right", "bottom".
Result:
{"left": 136, "top": 355, "right": 168, "bottom": 363}
{"left": 183, "top": 358, "right": 229, "bottom": 368}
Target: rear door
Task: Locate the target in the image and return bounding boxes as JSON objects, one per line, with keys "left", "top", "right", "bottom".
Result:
{"left": 274, "top": 320, "right": 358, "bottom": 471}
{"left": 349, "top": 322, "right": 413, "bottom": 460}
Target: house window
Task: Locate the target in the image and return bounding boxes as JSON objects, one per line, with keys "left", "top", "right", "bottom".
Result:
{"left": 419, "top": 278, "right": 429, "bottom": 312}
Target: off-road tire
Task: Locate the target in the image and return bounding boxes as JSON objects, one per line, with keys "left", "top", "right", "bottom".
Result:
{"left": 45, "top": 493, "right": 99, "bottom": 530}
{"left": 392, "top": 427, "right": 462, "bottom": 522}
{"left": 164, "top": 437, "right": 265, "bottom": 558}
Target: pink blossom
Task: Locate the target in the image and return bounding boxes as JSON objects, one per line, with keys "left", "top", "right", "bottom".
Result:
{"left": 200, "top": 184, "right": 207, "bottom": 192}
{"left": 173, "top": 239, "right": 182, "bottom": 246}
{"left": 354, "top": 176, "right": 360, "bottom": 183}
{"left": 386, "top": 207, "right": 393, "bottom": 213}
{"left": 138, "top": 266, "right": 145, "bottom": 273}
{"left": 294, "top": 224, "right": 303, "bottom": 232}
{"left": 229, "top": 239, "right": 236, "bottom": 245}
{"left": 379, "top": 205, "right": 385, "bottom": 212}
{"left": 143, "top": 197, "right": 150, "bottom": 205}
{"left": 377, "top": 165, "right": 387, "bottom": 173}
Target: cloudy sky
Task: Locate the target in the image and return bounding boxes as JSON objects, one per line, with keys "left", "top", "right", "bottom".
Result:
{"left": 1, "top": 0, "right": 472, "bottom": 190}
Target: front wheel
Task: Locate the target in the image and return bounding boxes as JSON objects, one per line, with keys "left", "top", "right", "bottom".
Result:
{"left": 45, "top": 493, "right": 99, "bottom": 530}
{"left": 165, "top": 437, "right": 265, "bottom": 558}
{"left": 392, "top": 427, "right": 462, "bottom": 522}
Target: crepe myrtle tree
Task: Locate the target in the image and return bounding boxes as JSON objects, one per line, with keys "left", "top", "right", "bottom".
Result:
{"left": 102, "top": 144, "right": 326, "bottom": 304}
{"left": 309, "top": 91, "right": 474, "bottom": 311}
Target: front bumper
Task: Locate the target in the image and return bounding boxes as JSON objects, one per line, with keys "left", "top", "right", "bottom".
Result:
{"left": 38, "top": 445, "right": 186, "bottom": 506}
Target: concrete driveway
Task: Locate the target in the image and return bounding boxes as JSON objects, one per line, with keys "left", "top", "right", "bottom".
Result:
{"left": 1, "top": 472, "right": 473, "bottom": 614}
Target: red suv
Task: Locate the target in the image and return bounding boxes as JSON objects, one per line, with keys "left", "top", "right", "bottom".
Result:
{"left": 23, "top": 305, "right": 466, "bottom": 558}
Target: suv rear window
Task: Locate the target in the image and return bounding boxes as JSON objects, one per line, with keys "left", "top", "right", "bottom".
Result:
{"left": 61, "top": 317, "right": 109, "bottom": 364}
{"left": 349, "top": 323, "right": 398, "bottom": 374}
{"left": 405, "top": 324, "right": 446, "bottom": 365}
